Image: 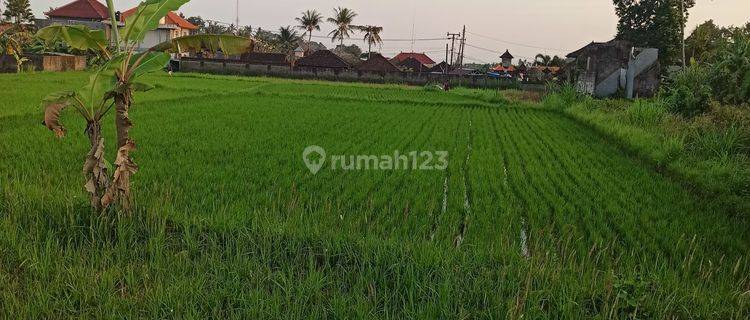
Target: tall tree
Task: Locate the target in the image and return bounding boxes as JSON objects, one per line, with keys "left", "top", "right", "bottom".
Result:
{"left": 327, "top": 7, "right": 357, "bottom": 46}
{"left": 3, "top": 0, "right": 34, "bottom": 26}
{"left": 254, "top": 27, "right": 277, "bottom": 45}
{"left": 203, "top": 21, "right": 230, "bottom": 35}
{"left": 276, "top": 26, "right": 300, "bottom": 62}
{"left": 685, "top": 20, "right": 731, "bottom": 63}
{"left": 296, "top": 10, "right": 323, "bottom": 52}
{"left": 534, "top": 54, "right": 551, "bottom": 66}
{"left": 613, "top": 0, "right": 695, "bottom": 65}
{"left": 357, "top": 25, "right": 383, "bottom": 59}
{"left": 237, "top": 25, "right": 253, "bottom": 38}
{"left": 185, "top": 16, "right": 206, "bottom": 32}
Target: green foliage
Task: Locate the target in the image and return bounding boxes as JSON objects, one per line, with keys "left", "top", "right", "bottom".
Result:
{"left": 1, "top": 72, "right": 749, "bottom": 317}
{"left": 2, "top": 0, "right": 34, "bottom": 25}
{"left": 543, "top": 83, "right": 584, "bottom": 109}
{"left": 0, "top": 27, "right": 31, "bottom": 73}
{"left": 663, "top": 64, "right": 712, "bottom": 117}
{"left": 275, "top": 26, "right": 300, "bottom": 54}
{"left": 612, "top": 0, "right": 695, "bottom": 65}
{"left": 710, "top": 34, "right": 750, "bottom": 105}
{"left": 627, "top": 99, "right": 668, "bottom": 126}
{"left": 35, "top": 25, "right": 109, "bottom": 57}
{"left": 689, "top": 124, "right": 747, "bottom": 160}
{"left": 156, "top": 34, "right": 253, "bottom": 56}
{"left": 327, "top": 7, "right": 357, "bottom": 45}
{"left": 296, "top": 9, "right": 323, "bottom": 42}
{"left": 685, "top": 20, "right": 732, "bottom": 63}
{"left": 185, "top": 16, "right": 205, "bottom": 30}
{"left": 120, "top": 0, "right": 190, "bottom": 44}
{"left": 334, "top": 43, "right": 362, "bottom": 58}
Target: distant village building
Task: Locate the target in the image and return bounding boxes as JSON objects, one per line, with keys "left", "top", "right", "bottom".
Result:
{"left": 390, "top": 52, "right": 436, "bottom": 73}
{"left": 331, "top": 48, "right": 362, "bottom": 68}
{"left": 39, "top": 0, "right": 197, "bottom": 52}
{"left": 527, "top": 66, "right": 561, "bottom": 82}
{"left": 294, "top": 46, "right": 305, "bottom": 59}
{"left": 39, "top": 0, "right": 111, "bottom": 30}
{"left": 238, "top": 52, "right": 289, "bottom": 66}
{"left": 120, "top": 8, "right": 197, "bottom": 51}
{"left": 566, "top": 39, "right": 659, "bottom": 98}
{"left": 296, "top": 49, "right": 351, "bottom": 73}
{"left": 357, "top": 53, "right": 400, "bottom": 74}
{"left": 500, "top": 50, "right": 513, "bottom": 67}
{"left": 428, "top": 61, "right": 448, "bottom": 74}
{"left": 397, "top": 57, "right": 431, "bottom": 73}
{"left": 490, "top": 50, "right": 517, "bottom": 78}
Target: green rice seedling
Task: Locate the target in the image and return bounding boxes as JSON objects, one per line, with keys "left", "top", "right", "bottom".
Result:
{"left": 1, "top": 72, "right": 749, "bottom": 318}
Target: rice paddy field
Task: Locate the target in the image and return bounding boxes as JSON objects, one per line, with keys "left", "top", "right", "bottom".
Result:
{"left": 1, "top": 71, "right": 749, "bottom": 318}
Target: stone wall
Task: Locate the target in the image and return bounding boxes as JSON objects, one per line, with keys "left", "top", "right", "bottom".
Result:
{"left": 179, "top": 59, "right": 535, "bottom": 90}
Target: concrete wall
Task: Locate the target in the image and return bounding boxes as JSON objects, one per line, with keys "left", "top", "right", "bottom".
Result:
{"left": 180, "top": 59, "right": 533, "bottom": 90}
{"left": 1, "top": 54, "right": 86, "bottom": 73}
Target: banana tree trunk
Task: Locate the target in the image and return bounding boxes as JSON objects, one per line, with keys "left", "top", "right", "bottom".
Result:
{"left": 83, "top": 121, "right": 109, "bottom": 212}
{"left": 102, "top": 89, "right": 138, "bottom": 213}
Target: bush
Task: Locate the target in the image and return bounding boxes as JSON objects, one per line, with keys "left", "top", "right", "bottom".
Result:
{"left": 710, "top": 34, "right": 750, "bottom": 105}
{"left": 663, "top": 64, "right": 713, "bottom": 118}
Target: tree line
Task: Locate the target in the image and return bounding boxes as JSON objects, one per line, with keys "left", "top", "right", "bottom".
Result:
{"left": 184, "top": 7, "right": 383, "bottom": 59}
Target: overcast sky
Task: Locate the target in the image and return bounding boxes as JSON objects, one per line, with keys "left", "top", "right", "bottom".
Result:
{"left": 29, "top": 0, "right": 749, "bottom": 63}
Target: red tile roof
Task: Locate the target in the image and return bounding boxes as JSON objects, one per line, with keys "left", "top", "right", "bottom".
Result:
{"left": 390, "top": 52, "right": 436, "bottom": 66}
{"left": 492, "top": 65, "right": 515, "bottom": 72}
{"left": 45, "top": 0, "right": 109, "bottom": 20}
{"left": 120, "top": 8, "right": 198, "bottom": 30}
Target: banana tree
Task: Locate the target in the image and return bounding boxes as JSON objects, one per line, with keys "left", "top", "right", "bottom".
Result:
{"left": 0, "top": 27, "right": 31, "bottom": 73}
{"left": 36, "top": 0, "right": 253, "bottom": 213}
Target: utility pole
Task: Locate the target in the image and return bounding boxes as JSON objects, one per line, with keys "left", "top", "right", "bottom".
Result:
{"left": 235, "top": 0, "right": 240, "bottom": 35}
{"left": 679, "top": 0, "right": 686, "bottom": 68}
{"left": 457, "top": 25, "right": 466, "bottom": 69}
{"left": 445, "top": 43, "right": 449, "bottom": 75}
{"left": 457, "top": 25, "right": 466, "bottom": 86}
{"left": 447, "top": 32, "right": 460, "bottom": 67}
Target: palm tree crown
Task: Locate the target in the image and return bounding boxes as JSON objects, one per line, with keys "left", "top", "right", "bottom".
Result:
{"left": 276, "top": 26, "right": 300, "bottom": 53}
{"left": 296, "top": 10, "right": 323, "bottom": 54}
{"left": 296, "top": 10, "right": 323, "bottom": 37}
{"left": 327, "top": 7, "right": 357, "bottom": 46}
{"left": 357, "top": 25, "right": 383, "bottom": 59}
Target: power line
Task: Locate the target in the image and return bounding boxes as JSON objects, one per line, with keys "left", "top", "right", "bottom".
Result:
{"left": 310, "top": 35, "right": 447, "bottom": 42}
{"left": 466, "top": 30, "right": 571, "bottom": 53}
{"left": 463, "top": 43, "right": 538, "bottom": 61}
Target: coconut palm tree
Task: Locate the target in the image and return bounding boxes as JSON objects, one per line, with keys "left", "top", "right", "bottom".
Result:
{"left": 357, "top": 25, "right": 383, "bottom": 59}
{"left": 534, "top": 54, "right": 552, "bottom": 66}
{"left": 535, "top": 54, "right": 565, "bottom": 67}
{"left": 276, "top": 26, "right": 300, "bottom": 64}
{"left": 295, "top": 10, "right": 323, "bottom": 52}
{"left": 327, "top": 7, "right": 357, "bottom": 46}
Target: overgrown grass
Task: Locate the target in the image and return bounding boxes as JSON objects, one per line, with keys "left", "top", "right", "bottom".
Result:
{"left": 544, "top": 87, "right": 750, "bottom": 213}
{"left": 1, "top": 72, "right": 749, "bottom": 318}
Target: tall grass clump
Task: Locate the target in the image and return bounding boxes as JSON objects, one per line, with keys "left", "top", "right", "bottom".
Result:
{"left": 663, "top": 64, "right": 713, "bottom": 118}
{"left": 626, "top": 99, "right": 668, "bottom": 127}
{"left": 543, "top": 82, "right": 585, "bottom": 109}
